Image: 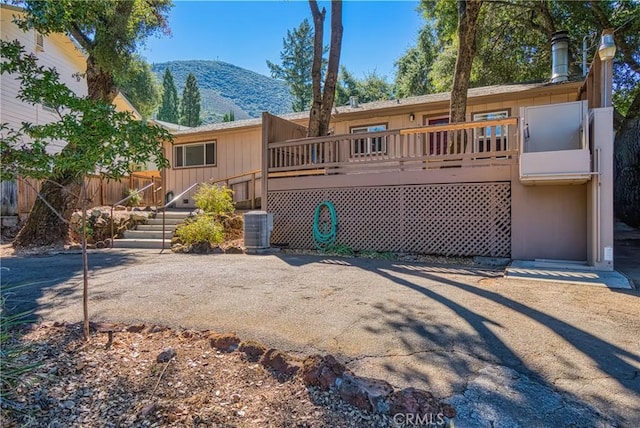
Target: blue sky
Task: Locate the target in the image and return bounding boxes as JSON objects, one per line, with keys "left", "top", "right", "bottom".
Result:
{"left": 139, "top": 0, "right": 424, "bottom": 80}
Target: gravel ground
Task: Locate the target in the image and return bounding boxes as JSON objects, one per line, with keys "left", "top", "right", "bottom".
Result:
{"left": 3, "top": 323, "right": 398, "bottom": 428}
{"left": 281, "top": 248, "right": 475, "bottom": 266}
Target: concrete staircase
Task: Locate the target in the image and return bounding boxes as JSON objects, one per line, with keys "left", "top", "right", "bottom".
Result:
{"left": 114, "top": 210, "right": 193, "bottom": 249}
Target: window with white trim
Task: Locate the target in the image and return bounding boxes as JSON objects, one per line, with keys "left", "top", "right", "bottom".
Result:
{"left": 174, "top": 142, "right": 216, "bottom": 167}
{"left": 350, "top": 124, "right": 387, "bottom": 156}
{"left": 35, "top": 32, "right": 44, "bottom": 52}
{"left": 473, "top": 110, "right": 509, "bottom": 152}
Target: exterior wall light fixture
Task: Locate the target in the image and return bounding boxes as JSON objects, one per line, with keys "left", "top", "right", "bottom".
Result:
{"left": 598, "top": 29, "right": 616, "bottom": 108}
{"left": 598, "top": 29, "right": 616, "bottom": 61}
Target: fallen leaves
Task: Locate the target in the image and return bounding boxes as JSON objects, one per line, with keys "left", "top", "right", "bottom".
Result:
{"left": 6, "top": 322, "right": 394, "bottom": 427}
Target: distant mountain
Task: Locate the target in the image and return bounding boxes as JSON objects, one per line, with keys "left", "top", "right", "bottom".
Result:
{"left": 151, "top": 60, "right": 293, "bottom": 125}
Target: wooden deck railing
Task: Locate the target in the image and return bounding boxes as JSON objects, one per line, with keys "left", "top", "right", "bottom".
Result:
{"left": 267, "top": 117, "right": 518, "bottom": 176}
{"left": 210, "top": 169, "right": 261, "bottom": 209}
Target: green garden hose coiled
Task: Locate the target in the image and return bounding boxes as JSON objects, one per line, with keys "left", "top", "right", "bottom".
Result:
{"left": 312, "top": 201, "right": 338, "bottom": 251}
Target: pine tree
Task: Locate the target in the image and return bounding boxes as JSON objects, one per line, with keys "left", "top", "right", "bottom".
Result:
{"left": 222, "top": 110, "right": 235, "bottom": 122}
{"left": 267, "top": 19, "right": 317, "bottom": 112}
{"left": 157, "top": 68, "right": 180, "bottom": 123}
{"left": 336, "top": 66, "right": 393, "bottom": 106}
{"left": 180, "top": 73, "right": 202, "bottom": 127}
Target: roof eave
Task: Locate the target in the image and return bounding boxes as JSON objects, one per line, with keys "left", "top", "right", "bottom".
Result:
{"left": 172, "top": 80, "right": 584, "bottom": 140}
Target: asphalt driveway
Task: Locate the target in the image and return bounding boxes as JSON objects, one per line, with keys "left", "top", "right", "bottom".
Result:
{"left": 2, "top": 250, "right": 639, "bottom": 427}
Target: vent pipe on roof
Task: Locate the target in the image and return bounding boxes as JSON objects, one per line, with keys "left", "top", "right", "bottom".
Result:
{"left": 349, "top": 96, "right": 359, "bottom": 108}
{"left": 551, "top": 31, "right": 569, "bottom": 83}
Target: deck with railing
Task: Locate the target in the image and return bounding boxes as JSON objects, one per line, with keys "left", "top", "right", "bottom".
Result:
{"left": 267, "top": 117, "right": 519, "bottom": 177}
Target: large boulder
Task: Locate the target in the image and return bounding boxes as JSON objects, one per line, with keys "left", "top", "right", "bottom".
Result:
{"left": 336, "top": 374, "right": 394, "bottom": 413}
{"left": 386, "top": 387, "right": 456, "bottom": 419}
{"left": 208, "top": 332, "right": 240, "bottom": 352}
{"left": 238, "top": 340, "right": 267, "bottom": 362}
{"left": 260, "top": 349, "right": 301, "bottom": 381}
{"left": 301, "top": 354, "right": 350, "bottom": 390}
{"left": 69, "top": 206, "right": 152, "bottom": 245}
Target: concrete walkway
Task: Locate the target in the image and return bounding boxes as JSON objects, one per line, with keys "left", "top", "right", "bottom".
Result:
{"left": 505, "top": 259, "right": 633, "bottom": 289}
{"left": 2, "top": 250, "right": 639, "bottom": 427}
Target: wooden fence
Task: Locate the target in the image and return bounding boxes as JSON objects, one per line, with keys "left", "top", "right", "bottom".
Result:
{"left": 11, "top": 173, "right": 162, "bottom": 217}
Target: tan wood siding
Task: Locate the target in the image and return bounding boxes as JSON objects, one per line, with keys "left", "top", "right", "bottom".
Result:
{"left": 165, "top": 128, "right": 262, "bottom": 208}
{"left": 163, "top": 83, "right": 582, "bottom": 210}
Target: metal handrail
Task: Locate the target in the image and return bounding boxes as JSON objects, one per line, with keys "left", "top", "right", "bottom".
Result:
{"left": 210, "top": 169, "right": 261, "bottom": 210}
{"left": 210, "top": 169, "right": 261, "bottom": 186}
{"left": 159, "top": 170, "right": 263, "bottom": 251}
{"left": 112, "top": 182, "right": 156, "bottom": 207}
{"left": 160, "top": 182, "right": 200, "bottom": 211}
{"left": 110, "top": 182, "right": 156, "bottom": 248}
{"left": 160, "top": 182, "right": 200, "bottom": 251}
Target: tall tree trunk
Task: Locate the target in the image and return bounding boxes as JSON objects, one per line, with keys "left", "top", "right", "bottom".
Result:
{"left": 308, "top": 0, "right": 343, "bottom": 138}
{"left": 81, "top": 179, "right": 90, "bottom": 340}
{"left": 318, "top": 0, "right": 343, "bottom": 137}
{"left": 13, "top": 54, "right": 116, "bottom": 249}
{"left": 308, "top": 0, "right": 326, "bottom": 137}
{"left": 13, "top": 175, "right": 81, "bottom": 249}
{"left": 529, "top": 0, "right": 556, "bottom": 39}
{"left": 86, "top": 55, "right": 118, "bottom": 103}
{"left": 449, "top": 0, "right": 483, "bottom": 123}
{"left": 614, "top": 91, "right": 640, "bottom": 228}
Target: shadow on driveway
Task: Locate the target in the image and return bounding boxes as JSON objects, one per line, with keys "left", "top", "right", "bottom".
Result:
{"left": 365, "top": 262, "right": 639, "bottom": 425}
{"left": 3, "top": 248, "right": 638, "bottom": 425}
{"left": 276, "top": 252, "right": 639, "bottom": 423}
{"left": 1, "top": 251, "right": 140, "bottom": 321}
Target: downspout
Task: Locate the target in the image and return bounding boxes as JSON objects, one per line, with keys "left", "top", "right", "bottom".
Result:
{"left": 595, "top": 146, "right": 601, "bottom": 263}
{"left": 582, "top": 35, "right": 589, "bottom": 77}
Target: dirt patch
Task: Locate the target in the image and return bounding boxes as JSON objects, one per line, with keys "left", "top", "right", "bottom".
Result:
{"left": 282, "top": 248, "right": 475, "bottom": 266}
{"left": 1, "top": 217, "right": 21, "bottom": 255}
{"left": 614, "top": 222, "right": 640, "bottom": 289}
{"left": 0, "top": 243, "right": 14, "bottom": 258}
{"left": 4, "top": 323, "right": 404, "bottom": 427}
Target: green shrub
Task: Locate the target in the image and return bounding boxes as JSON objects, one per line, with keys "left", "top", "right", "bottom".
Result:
{"left": 193, "top": 183, "right": 234, "bottom": 215}
{"left": 358, "top": 250, "right": 396, "bottom": 260}
{"left": 174, "top": 215, "right": 224, "bottom": 245}
{"left": 80, "top": 222, "right": 94, "bottom": 239}
{"left": 325, "top": 244, "right": 354, "bottom": 256}
{"left": 124, "top": 188, "right": 142, "bottom": 207}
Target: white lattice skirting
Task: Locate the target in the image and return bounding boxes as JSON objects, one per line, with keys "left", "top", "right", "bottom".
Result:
{"left": 267, "top": 182, "right": 511, "bottom": 257}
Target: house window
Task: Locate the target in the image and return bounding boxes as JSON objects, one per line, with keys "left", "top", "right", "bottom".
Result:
{"left": 35, "top": 32, "right": 44, "bottom": 52}
{"left": 473, "top": 111, "right": 509, "bottom": 152}
{"left": 174, "top": 142, "right": 216, "bottom": 167}
{"left": 42, "top": 103, "right": 56, "bottom": 113}
{"left": 350, "top": 124, "right": 387, "bottom": 156}
{"left": 425, "top": 116, "right": 449, "bottom": 155}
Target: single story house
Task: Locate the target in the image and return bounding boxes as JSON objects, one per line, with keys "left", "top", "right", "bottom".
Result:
{"left": 162, "top": 44, "right": 614, "bottom": 270}
{"left": 165, "top": 80, "right": 583, "bottom": 207}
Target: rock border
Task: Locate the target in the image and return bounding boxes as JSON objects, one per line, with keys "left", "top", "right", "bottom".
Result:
{"left": 88, "top": 322, "right": 456, "bottom": 423}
